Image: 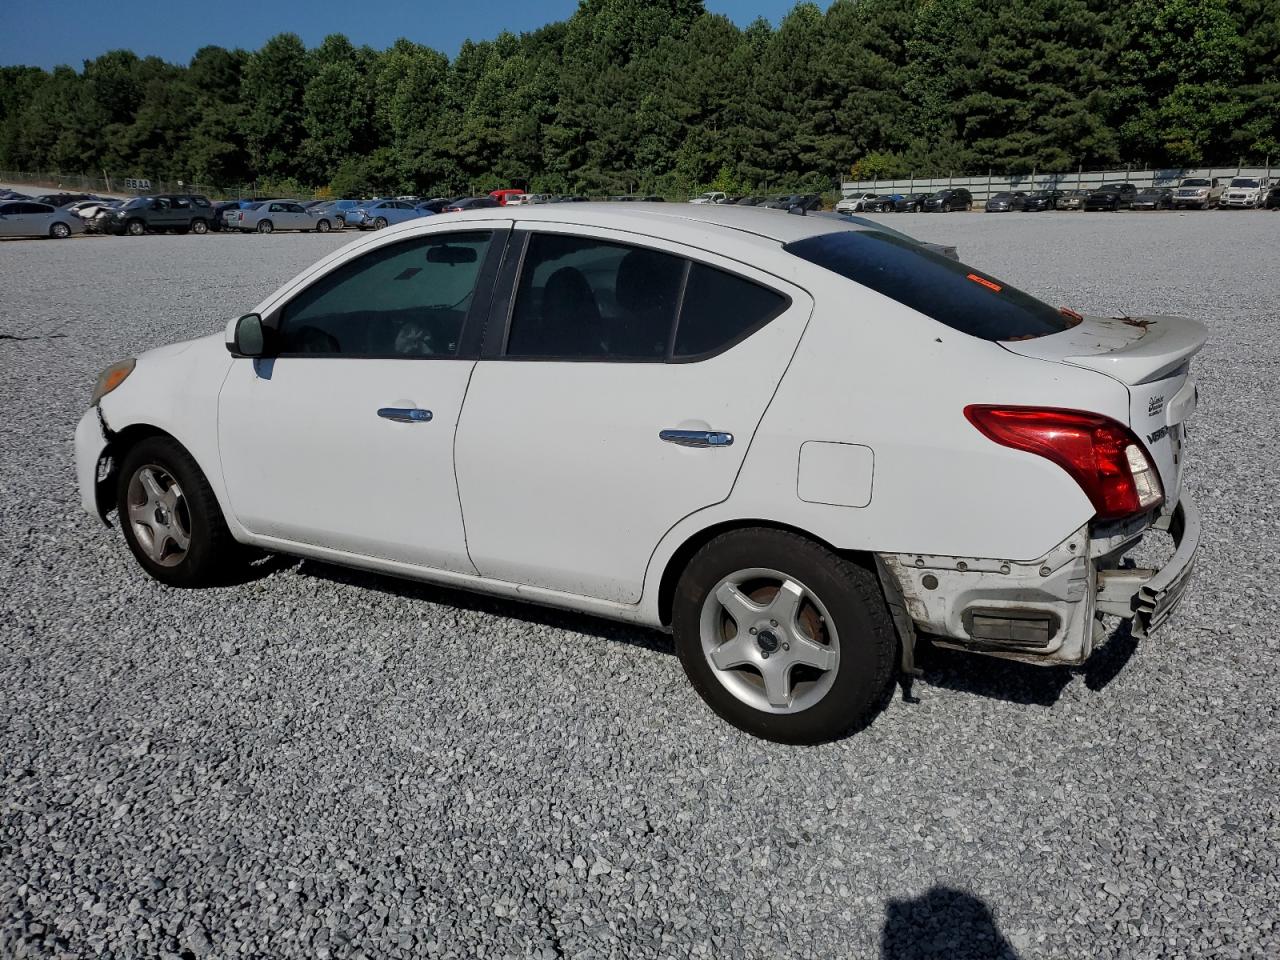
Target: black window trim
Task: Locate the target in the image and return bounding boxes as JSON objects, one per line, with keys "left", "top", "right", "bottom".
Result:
{"left": 485, "top": 229, "right": 793, "bottom": 364}
{"left": 259, "top": 227, "right": 509, "bottom": 361}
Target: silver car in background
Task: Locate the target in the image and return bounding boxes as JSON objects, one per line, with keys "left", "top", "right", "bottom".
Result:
{"left": 229, "top": 200, "right": 334, "bottom": 234}
{"left": 0, "top": 200, "right": 85, "bottom": 239}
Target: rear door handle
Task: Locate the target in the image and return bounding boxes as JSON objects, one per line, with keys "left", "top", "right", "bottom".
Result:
{"left": 660, "top": 429, "right": 733, "bottom": 448}
{"left": 377, "top": 407, "right": 433, "bottom": 423}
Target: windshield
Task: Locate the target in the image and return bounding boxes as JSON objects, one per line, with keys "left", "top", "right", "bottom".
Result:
{"left": 1181, "top": 179, "right": 1210, "bottom": 187}
{"left": 992, "top": 193, "right": 1013, "bottom": 199}
{"left": 784, "top": 230, "right": 1074, "bottom": 342}
{"left": 1098, "top": 184, "right": 1126, "bottom": 191}
{"left": 1231, "top": 178, "right": 1259, "bottom": 188}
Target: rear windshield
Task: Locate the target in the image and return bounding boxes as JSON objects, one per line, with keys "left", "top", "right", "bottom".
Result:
{"left": 784, "top": 230, "right": 1074, "bottom": 342}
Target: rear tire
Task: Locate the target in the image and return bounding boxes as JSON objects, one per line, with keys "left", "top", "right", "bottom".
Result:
{"left": 257, "top": 220, "right": 273, "bottom": 233}
{"left": 191, "top": 218, "right": 208, "bottom": 234}
{"left": 373, "top": 216, "right": 388, "bottom": 229}
{"left": 116, "top": 436, "right": 248, "bottom": 588}
{"left": 316, "top": 218, "right": 331, "bottom": 233}
{"left": 671, "top": 528, "right": 896, "bottom": 744}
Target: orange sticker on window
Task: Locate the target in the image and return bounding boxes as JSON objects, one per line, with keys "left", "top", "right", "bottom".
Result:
{"left": 966, "top": 273, "right": 1002, "bottom": 292}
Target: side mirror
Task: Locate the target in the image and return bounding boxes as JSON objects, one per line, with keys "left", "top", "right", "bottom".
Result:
{"left": 227, "top": 313, "right": 268, "bottom": 357}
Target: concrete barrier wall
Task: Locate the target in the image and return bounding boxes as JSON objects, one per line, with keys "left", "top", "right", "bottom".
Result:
{"left": 840, "top": 166, "right": 1273, "bottom": 202}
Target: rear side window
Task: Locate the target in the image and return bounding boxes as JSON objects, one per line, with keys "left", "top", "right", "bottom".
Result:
{"left": 504, "top": 233, "right": 790, "bottom": 361}
{"left": 783, "top": 231, "right": 1073, "bottom": 341}
{"left": 674, "top": 263, "right": 787, "bottom": 358}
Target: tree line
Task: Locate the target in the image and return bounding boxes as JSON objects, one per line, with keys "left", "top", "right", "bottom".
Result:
{"left": 0, "top": 0, "right": 1276, "bottom": 198}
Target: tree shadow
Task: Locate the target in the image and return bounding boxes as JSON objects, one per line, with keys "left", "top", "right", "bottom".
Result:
{"left": 882, "top": 886, "right": 1023, "bottom": 960}
{"left": 294, "top": 558, "right": 675, "bottom": 656}
{"left": 913, "top": 618, "right": 1139, "bottom": 708}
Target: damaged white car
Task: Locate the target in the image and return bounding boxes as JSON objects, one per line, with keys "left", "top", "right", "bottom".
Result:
{"left": 74, "top": 204, "right": 1203, "bottom": 743}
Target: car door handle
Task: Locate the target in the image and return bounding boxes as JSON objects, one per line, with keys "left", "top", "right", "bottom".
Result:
{"left": 377, "top": 407, "right": 433, "bottom": 423}
{"left": 660, "top": 429, "right": 734, "bottom": 447}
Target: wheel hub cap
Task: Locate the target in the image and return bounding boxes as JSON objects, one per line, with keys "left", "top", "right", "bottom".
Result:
{"left": 126, "top": 465, "right": 191, "bottom": 567}
{"left": 698, "top": 568, "right": 840, "bottom": 715}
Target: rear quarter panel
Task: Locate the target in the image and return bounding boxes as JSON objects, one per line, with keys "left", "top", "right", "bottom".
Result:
{"left": 644, "top": 264, "right": 1133, "bottom": 611}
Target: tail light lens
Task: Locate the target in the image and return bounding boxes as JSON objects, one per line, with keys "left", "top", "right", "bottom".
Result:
{"left": 964, "top": 405, "right": 1163, "bottom": 521}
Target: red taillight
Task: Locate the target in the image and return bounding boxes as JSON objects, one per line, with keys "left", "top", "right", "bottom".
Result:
{"left": 964, "top": 405, "right": 1163, "bottom": 521}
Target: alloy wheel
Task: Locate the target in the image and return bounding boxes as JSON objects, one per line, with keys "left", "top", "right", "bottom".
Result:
{"left": 126, "top": 465, "right": 192, "bottom": 568}
{"left": 698, "top": 567, "right": 840, "bottom": 714}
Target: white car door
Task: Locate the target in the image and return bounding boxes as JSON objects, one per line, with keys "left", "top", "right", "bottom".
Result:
{"left": 218, "top": 228, "right": 506, "bottom": 571}
{"left": 454, "top": 224, "right": 814, "bottom": 604}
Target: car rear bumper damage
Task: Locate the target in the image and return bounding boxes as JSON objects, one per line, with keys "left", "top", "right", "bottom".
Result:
{"left": 880, "top": 493, "right": 1199, "bottom": 665}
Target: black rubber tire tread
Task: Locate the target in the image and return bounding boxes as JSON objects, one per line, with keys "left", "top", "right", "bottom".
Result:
{"left": 671, "top": 527, "right": 896, "bottom": 744}
{"left": 116, "top": 436, "right": 247, "bottom": 588}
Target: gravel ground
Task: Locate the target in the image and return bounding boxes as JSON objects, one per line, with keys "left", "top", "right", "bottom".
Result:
{"left": 1, "top": 213, "right": 1278, "bottom": 960}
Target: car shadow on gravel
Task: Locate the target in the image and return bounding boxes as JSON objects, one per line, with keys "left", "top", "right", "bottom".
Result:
{"left": 914, "top": 621, "right": 1138, "bottom": 707}
{"left": 882, "top": 886, "right": 1023, "bottom": 959}
{"left": 295, "top": 559, "right": 675, "bottom": 655}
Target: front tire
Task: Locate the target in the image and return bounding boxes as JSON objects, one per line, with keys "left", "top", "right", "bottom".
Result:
{"left": 50, "top": 222, "right": 71, "bottom": 239}
{"left": 126, "top": 219, "right": 146, "bottom": 236}
{"left": 116, "top": 436, "right": 247, "bottom": 588}
{"left": 671, "top": 528, "right": 896, "bottom": 744}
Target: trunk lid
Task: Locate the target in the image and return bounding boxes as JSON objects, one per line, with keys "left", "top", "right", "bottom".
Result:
{"left": 1000, "top": 314, "right": 1208, "bottom": 503}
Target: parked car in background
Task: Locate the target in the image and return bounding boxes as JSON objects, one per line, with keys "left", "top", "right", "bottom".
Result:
{"left": 313, "top": 199, "right": 364, "bottom": 227}
{"left": 106, "top": 195, "right": 216, "bottom": 235}
{"left": 689, "top": 191, "right": 728, "bottom": 204}
{"left": 921, "top": 188, "right": 972, "bottom": 212}
{"left": 1131, "top": 186, "right": 1174, "bottom": 211}
{"left": 835, "top": 192, "right": 880, "bottom": 213}
{"left": 413, "top": 198, "right": 453, "bottom": 215}
{"left": 1265, "top": 184, "right": 1280, "bottom": 209}
{"left": 1022, "top": 190, "right": 1064, "bottom": 211}
{"left": 764, "top": 194, "right": 822, "bottom": 211}
{"left": 1056, "top": 190, "right": 1089, "bottom": 210}
{"left": 984, "top": 191, "right": 1026, "bottom": 212}
{"left": 35, "top": 192, "right": 101, "bottom": 208}
{"left": 347, "top": 199, "right": 429, "bottom": 229}
{"left": 83, "top": 200, "right": 123, "bottom": 232}
{"left": 77, "top": 203, "right": 1203, "bottom": 744}
{"left": 503, "top": 194, "right": 533, "bottom": 205}
{"left": 488, "top": 189, "right": 527, "bottom": 206}
{"left": 893, "top": 193, "right": 932, "bottom": 212}
{"left": 733, "top": 197, "right": 764, "bottom": 206}
{"left": 443, "top": 197, "right": 502, "bottom": 212}
{"left": 233, "top": 200, "right": 334, "bottom": 233}
{"left": 1172, "top": 177, "right": 1223, "bottom": 210}
{"left": 1219, "top": 177, "right": 1269, "bottom": 208}
{"left": 208, "top": 201, "right": 241, "bottom": 232}
{"left": 0, "top": 199, "right": 85, "bottom": 238}
{"left": 1083, "top": 183, "right": 1138, "bottom": 211}
{"left": 0, "top": 188, "right": 32, "bottom": 200}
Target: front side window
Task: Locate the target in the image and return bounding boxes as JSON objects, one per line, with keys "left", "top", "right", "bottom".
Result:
{"left": 276, "top": 232, "right": 493, "bottom": 358}
{"left": 784, "top": 230, "right": 1074, "bottom": 342}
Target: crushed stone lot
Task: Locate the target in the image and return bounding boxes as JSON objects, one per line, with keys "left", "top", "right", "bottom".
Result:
{"left": 2, "top": 212, "right": 1278, "bottom": 959}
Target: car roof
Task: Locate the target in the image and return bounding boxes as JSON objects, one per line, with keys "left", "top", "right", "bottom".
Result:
{"left": 442, "top": 202, "right": 870, "bottom": 244}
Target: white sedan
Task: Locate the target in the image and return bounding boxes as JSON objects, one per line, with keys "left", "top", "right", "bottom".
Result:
{"left": 75, "top": 204, "right": 1203, "bottom": 742}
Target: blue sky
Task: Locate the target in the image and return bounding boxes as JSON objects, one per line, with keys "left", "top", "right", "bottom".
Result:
{"left": 1, "top": 0, "right": 804, "bottom": 70}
